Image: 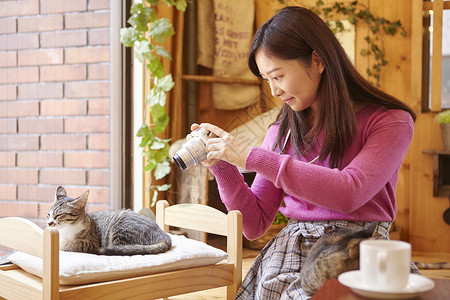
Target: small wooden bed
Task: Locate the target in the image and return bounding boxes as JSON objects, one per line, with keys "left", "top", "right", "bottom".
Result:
{"left": 0, "top": 200, "right": 243, "bottom": 300}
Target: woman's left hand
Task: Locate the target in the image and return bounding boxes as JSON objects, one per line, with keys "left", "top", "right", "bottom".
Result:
{"left": 199, "top": 123, "right": 253, "bottom": 169}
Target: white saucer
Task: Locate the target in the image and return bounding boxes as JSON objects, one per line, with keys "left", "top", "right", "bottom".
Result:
{"left": 338, "top": 270, "right": 435, "bottom": 299}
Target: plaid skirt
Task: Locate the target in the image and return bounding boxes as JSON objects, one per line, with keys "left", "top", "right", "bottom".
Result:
{"left": 235, "top": 219, "right": 420, "bottom": 300}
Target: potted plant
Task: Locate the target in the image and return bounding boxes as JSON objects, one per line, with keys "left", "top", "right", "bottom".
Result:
{"left": 435, "top": 110, "right": 450, "bottom": 151}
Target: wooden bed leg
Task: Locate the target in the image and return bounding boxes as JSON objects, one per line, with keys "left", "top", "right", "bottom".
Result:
{"left": 156, "top": 200, "right": 170, "bottom": 232}
{"left": 227, "top": 210, "right": 243, "bottom": 300}
{"left": 43, "top": 227, "right": 60, "bottom": 300}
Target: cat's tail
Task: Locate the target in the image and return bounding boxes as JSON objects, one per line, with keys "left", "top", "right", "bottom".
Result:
{"left": 97, "top": 241, "right": 172, "bottom": 256}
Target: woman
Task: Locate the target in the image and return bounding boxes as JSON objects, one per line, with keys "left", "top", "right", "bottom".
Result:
{"left": 192, "top": 6, "right": 417, "bottom": 299}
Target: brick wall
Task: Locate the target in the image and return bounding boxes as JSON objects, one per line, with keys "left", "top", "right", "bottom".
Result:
{"left": 0, "top": 0, "right": 113, "bottom": 244}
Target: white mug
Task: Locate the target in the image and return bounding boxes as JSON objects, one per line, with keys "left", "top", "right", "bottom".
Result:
{"left": 359, "top": 239, "right": 411, "bottom": 291}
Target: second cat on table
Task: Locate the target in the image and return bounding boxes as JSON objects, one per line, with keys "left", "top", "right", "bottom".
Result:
{"left": 46, "top": 186, "right": 172, "bottom": 256}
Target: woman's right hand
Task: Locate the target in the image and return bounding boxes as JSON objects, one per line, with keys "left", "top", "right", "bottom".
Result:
{"left": 189, "top": 123, "right": 221, "bottom": 167}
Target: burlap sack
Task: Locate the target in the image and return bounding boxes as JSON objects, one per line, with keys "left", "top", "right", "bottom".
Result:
{"left": 198, "top": 0, "right": 260, "bottom": 110}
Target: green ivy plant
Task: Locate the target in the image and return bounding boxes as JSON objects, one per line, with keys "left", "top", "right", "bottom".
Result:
{"left": 278, "top": 0, "right": 406, "bottom": 86}
{"left": 120, "top": 0, "right": 187, "bottom": 206}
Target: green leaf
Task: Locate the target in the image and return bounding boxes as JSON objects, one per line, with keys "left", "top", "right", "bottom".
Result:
{"left": 175, "top": 0, "right": 187, "bottom": 12}
{"left": 154, "top": 160, "right": 171, "bottom": 180}
{"left": 155, "top": 74, "right": 175, "bottom": 92}
{"left": 151, "top": 190, "right": 159, "bottom": 207}
{"left": 150, "top": 140, "right": 166, "bottom": 150}
{"left": 150, "top": 104, "right": 169, "bottom": 133}
{"left": 137, "top": 124, "right": 150, "bottom": 137}
{"left": 128, "top": 4, "right": 154, "bottom": 31}
{"left": 156, "top": 184, "right": 171, "bottom": 191}
{"left": 149, "top": 18, "right": 175, "bottom": 43}
{"left": 143, "top": 158, "right": 156, "bottom": 171}
{"left": 147, "top": 56, "right": 165, "bottom": 78}
{"left": 146, "top": 87, "right": 166, "bottom": 107}
{"left": 135, "top": 40, "right": 154, "bottom": 62}
{"left": 147, "top": 0, "right": 160, "bottom": 5}
{"left": 120, "top": 28, "right": 139, "bottom": 47}
{"left": 155, "top": 45, "right": 172, "bottom": 59}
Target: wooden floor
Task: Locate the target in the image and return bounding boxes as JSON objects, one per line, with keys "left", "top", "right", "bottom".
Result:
{"left": 165, "top": 239, "right": 450, "bottom": 300}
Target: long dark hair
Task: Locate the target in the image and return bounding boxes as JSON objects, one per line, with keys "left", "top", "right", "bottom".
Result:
{"left": 248, "top": 6, "right": 416, "bottom": 168}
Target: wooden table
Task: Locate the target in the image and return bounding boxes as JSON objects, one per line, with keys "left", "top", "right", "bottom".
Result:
{"left": 312, "top": 278, "right": 449, "bottom": 300}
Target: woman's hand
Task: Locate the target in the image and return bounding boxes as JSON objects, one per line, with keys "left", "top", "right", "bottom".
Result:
{"left": 188, "top": 123, "right": 220, "bottom": 167}
{"left": 194, "top": 123, "right": 252, "bottom": 169}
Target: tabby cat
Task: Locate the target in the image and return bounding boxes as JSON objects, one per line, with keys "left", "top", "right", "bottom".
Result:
{"left": 46, "top": 186, "right": 172, "bottom": 256}
{"left": 300, "top": 222, "right": 379, "bottom": 296}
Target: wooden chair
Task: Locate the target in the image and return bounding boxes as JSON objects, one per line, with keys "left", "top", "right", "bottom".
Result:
{"left": 0, "top": 200, "right": 243, "bottom": 300}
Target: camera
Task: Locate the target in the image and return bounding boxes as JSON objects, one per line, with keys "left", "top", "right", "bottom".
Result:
{"left": 173, "top": 128, "right": 211, "bottom": 170}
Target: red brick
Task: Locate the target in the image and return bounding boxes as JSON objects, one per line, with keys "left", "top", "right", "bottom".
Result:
{"left": 0, "top": 85, "right": 17, "bottom": 100}
{"left": 0, "top": 33, "right": 39, "bottom": 51}
{"left": 89, "top": 0, "right": 109, "bottom": 10}
{"left": 40, "top": 31, "right": 87, "bottom": 48}
{"left": 0, "top": 135, "right": 39, "bottom": 150}
{"left": 0, "top": 66, "right": 39, "bottom": 84}
{"left": 0, "top": 168, "right": 39, "bottom": 184}
{"left": 18, "top": 83, "right": 63, "bottom": 99}
{"left": 88, "top": 98, "right": 110, "bottom": 115}
{"left": 18, "top": 118, "right": 64, "bottom": 133}
{"left": 0, "top": 18, "right": 17, "bottom": 34}
{"left": 18, "top": 49, "right": 64, "bottom": 66}
{"left": 58, "top": 186, "right": 109, "bottom": 204}
{"left": 0, "top": 0, "right": 39, "bottom": 17}
{"left": 65, "top": 47, "right": 109, "bottom": 64}
{"left": 65, "top": 151, "right": 109, "bottom": 168}
{"left": 0, "top": 101, "right": 39, "bottom": 117}
{"left": 88, "top": 133, "right": 110, "bottom": 150}
{"left": 0, "top": 118, "right": 17, "bottom": 133}
{"left": 88, "top": 169, "right": 110, "bottom": 185}
{"left": 64, "top": 116, "right": 109, "bottom": 133}
{"left": 88, "top": 64, "right": 109, "bottom": 80}
{"left": 18, "top": 15, "right": 64, "bottom": 33}
{"left": 41, "top": 65, "right": 86, "bottom": 82}
{"left": 41, "top": 99, "right": 87, "bottom": 116}
{"left": 17, "top": 185, "right": 55, "bottom": 202}
{"left": 17, "top": 152, "right": 63, "bottom": 167}
{"left": 88, "top": 29, "right": 110, "bottom": 46}
{"left": 65, "top": 81, "right": 109, "bottom": 98}
{"left": 39, "top": 169, "right": 86, "bottom": 185}
{"left": 40, "top": 134, "right": 87, "bottom": 150}
{"left": 65, "top": 11, "right": 109, "bottom": 29}
{"left": 0, "top": 202, "right": 38, "bottom": 218}
{"left": 41, "top": 0, "right": 87, "bottom": 14}
{"left": 0, "top": 152, "right": 16, "bottom": 167}
{"left": 0, "top": 51, "right": 17, "bottom": 67}
{"left": 85, "top": 187, "right": 109, "bottom": 204}
{"left": 0, "top": 184, "right": 17, "bottom": 200}
{"left": 86, "top": 205, "right": 110, "bottom": 212}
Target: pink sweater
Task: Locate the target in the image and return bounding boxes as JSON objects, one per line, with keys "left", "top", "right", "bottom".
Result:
{"left": 209, "top": 105, "right": 414, "bottom": 240}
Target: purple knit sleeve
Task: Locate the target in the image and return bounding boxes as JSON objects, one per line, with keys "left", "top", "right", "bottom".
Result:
{"left": 209, "top": 125, "right": 284, "bottom": 239}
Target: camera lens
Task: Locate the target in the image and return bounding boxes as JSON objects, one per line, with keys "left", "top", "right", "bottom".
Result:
{"left": 173, "top": 128, "right": 210, "bottom": 171}
{"left": 173, "top": 154, "right": 187, "bottom": 170}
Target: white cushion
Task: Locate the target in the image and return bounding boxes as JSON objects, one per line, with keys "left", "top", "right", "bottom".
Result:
{"left": 7, "top": 234, "right": 227, "bottom": 285}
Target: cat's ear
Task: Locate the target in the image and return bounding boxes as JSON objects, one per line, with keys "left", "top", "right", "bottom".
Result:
{"left": 55, "top": 186, "right": 67, "bottom": 202}
{"left": 71, "top": 190, "right": 90, "bottom": 209}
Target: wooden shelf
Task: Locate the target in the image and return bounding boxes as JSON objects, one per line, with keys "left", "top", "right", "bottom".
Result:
{"left": 423, "top": 150, "right": 450, "bottom": 197}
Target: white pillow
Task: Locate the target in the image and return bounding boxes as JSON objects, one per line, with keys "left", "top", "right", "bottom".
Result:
{"left": 7, "top": 234, "right": 227, "bottom": 285}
